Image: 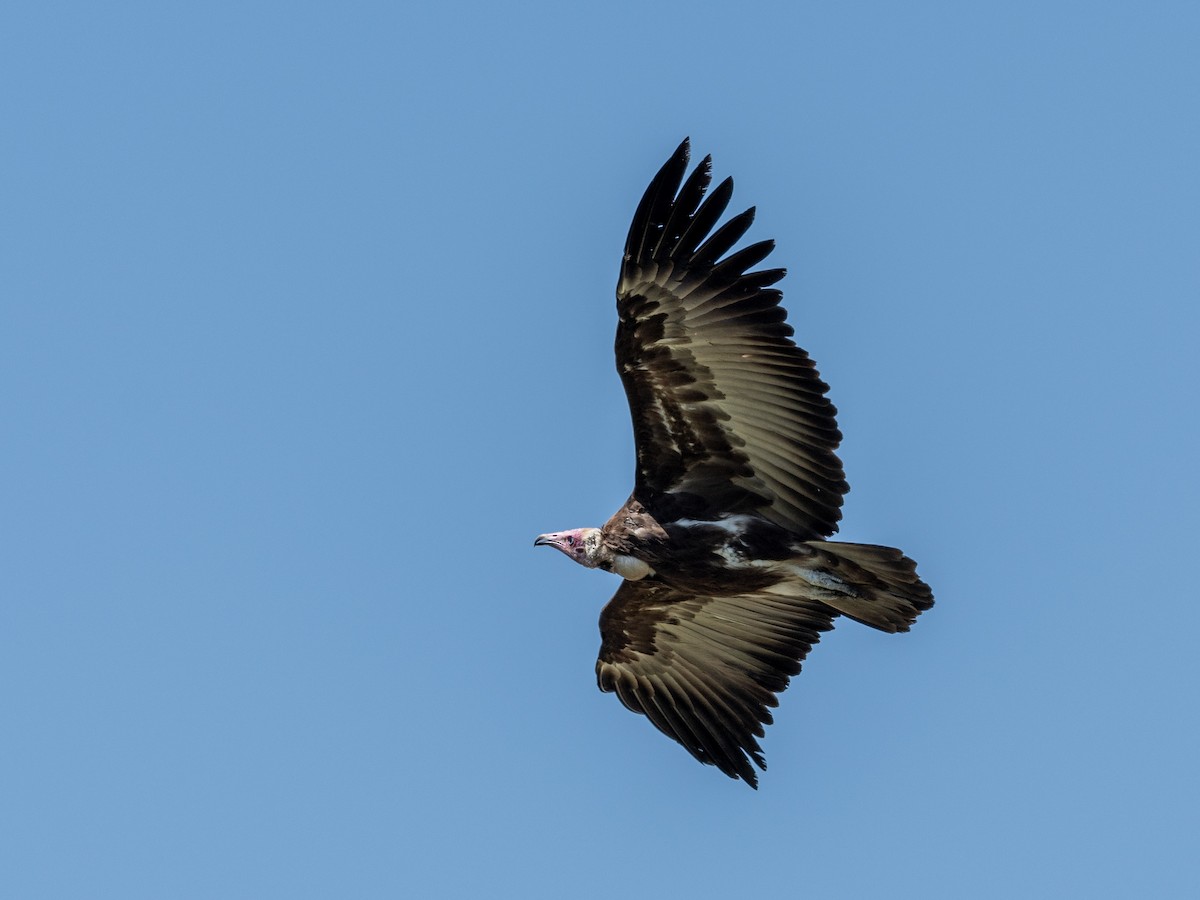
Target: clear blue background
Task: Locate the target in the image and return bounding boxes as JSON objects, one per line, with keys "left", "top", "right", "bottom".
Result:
{"left": 3, "top": 2, "right": 1198, "bottom": 897}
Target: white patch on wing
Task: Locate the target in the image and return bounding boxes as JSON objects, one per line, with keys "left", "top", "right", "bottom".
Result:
{"left": 673, "top": 515, "right": 757, "bottom": 534}
{"left": 717, "top": 545, "right": 743, "bottom": 565}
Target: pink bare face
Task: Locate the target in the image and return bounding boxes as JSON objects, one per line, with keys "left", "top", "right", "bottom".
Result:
{"left": 533, "top": 528, "right": 599, "bottom": 568}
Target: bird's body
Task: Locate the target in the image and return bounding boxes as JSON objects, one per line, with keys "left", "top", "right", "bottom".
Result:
{"left": 535, "top": 140, "right": 933, "bottom": 788}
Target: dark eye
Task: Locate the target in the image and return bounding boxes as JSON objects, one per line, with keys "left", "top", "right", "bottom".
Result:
{"left": 566, "top": 536, "right": 576, "bottom": 546}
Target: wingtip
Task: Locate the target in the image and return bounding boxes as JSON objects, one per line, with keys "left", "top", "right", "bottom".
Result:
{"left": 737, "top": 766, "right": 760, "bottom": 790}
{"left": 671, "top": 137, "right": 691, "bottom": 166}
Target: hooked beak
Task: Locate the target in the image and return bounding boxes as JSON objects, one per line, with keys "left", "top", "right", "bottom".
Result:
{"left": 533, "top": 533, "right": 556, "bottom": 548}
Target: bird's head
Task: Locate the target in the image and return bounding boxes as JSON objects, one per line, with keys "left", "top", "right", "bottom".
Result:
{"left": 534, "top": 527, "right": 605, "bottom": 569}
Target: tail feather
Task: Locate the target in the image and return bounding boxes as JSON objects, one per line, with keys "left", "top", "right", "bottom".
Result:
{"left": 801, "top": 541, "right": 934, "bottom": 633}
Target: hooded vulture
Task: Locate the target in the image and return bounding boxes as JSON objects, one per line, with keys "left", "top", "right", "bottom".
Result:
{"left": 535, "top": 139, "right": 933, "bottom": 788}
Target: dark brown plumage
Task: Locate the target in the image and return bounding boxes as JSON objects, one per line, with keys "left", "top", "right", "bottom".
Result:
{"left": 535, "top": 139, "right": 933, "bottom": 788}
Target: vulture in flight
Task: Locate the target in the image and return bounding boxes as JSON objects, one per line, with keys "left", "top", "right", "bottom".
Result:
{"left": 535, "top": 139, "right": 933, "bottom": 788}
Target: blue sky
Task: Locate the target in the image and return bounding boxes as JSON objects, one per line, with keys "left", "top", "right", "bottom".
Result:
{"left": 3, "top": 1, "right": 1198, "bottom": 897}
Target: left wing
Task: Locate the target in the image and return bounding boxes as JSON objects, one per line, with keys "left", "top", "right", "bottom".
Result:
{"left": 615, "top": 139, "right": 848, "bottom": 538}
{"left": 595, "top": 578, "right": 836, "bottom": 788}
